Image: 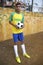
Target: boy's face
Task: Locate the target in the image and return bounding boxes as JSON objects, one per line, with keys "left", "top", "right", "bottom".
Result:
{"left": 15, "top": 5, "right": 21, "bottom": 12}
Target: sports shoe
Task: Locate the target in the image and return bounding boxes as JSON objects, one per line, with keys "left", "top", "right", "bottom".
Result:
{"left": 16, "top": 57, "right": 21, "bottom": 63}
{"left": 23, "top": 53, "right": 31, "bottom": 58}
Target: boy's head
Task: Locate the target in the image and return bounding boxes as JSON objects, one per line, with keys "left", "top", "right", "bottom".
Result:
{"left": 15, "top": 2, "right": 22, "bottom": 13}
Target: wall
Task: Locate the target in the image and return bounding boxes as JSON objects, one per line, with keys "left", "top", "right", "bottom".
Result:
{"left": 0, "top": 7, "right": 43, "bottom": 41}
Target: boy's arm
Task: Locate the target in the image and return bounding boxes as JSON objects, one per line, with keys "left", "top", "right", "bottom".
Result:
{"left": 9, "top": 21, "right": 17, "bottom": 27}
{"left": 9, "top": 13, "right": 17, "bottom": 28}
{"left": 21, "top": 14, "right": 24, "bottom": 28}
{"left": 21, "top": 14, "right": 24, "bottom": 23}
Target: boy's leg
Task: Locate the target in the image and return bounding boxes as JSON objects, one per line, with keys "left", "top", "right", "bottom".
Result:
{"left": 13, "top": 34, "right": 21, "bottom": 63}
{"left": 14, "top": 43, "right": 21, "bottom": 63}
{"left": 14, "top": 44, "right": 19, "bottom": 57}
{"left": 21, "top": 43, "right": 31, "bottom": 58}
{"left": 19, "top": 33, "right": 30, "bottom": 58}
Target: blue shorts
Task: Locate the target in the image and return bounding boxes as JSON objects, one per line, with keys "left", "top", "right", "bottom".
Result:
{"left": 13, "top": 33, "right": 24, "bottom": 42}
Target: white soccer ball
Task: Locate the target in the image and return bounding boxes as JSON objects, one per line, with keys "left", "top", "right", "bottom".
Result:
{"left": 17, "top": 22, "right": 24, "bottom": 29}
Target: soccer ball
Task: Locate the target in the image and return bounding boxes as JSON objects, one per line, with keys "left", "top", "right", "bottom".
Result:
{"left": 17, "top": 22, "right": 24, "bottom": 29}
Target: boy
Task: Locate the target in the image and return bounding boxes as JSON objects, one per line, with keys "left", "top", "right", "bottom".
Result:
{"left": 9, "top": 2, "right": 30, "bottom": 63}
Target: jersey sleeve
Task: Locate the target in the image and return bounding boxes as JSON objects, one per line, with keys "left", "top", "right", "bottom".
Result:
{"left": 9, "top": 12, "right": 14, "bottom": 22}
{"left": 22, "top": 14, "right": 24, "bottom": 23}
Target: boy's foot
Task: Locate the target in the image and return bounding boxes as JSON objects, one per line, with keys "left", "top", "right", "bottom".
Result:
{"left": 16, "top": 57, "right": 21, "bottom": 63}
{"left": 23, "top": 53, "right": 31, "bottom": 58}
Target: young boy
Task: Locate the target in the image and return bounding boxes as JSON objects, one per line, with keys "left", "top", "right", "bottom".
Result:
{"left": 9, "top": 2, "right": 30, "bottom": 63}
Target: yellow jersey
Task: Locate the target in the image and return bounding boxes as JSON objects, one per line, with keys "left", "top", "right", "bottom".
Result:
{"left": 9, "top": 12, "right": 24, "bottom": 34}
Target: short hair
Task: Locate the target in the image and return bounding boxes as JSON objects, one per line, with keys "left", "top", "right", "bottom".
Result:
{"left": 15, "top": 2, "right": 21, "bottom": 7}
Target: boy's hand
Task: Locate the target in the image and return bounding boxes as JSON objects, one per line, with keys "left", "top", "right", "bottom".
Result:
{"left": 9, "top": 21, "right": 18, "bottom": 28}
{"left": 9, "top": 21, "right": 24, "bottom": 29}
{"left": 15, "top": 25, "right": 19, "bottom": 29}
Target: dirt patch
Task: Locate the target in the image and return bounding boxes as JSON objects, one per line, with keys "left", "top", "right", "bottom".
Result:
{"left": 0, "top": 32, "right": 43, "bottom": 65}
